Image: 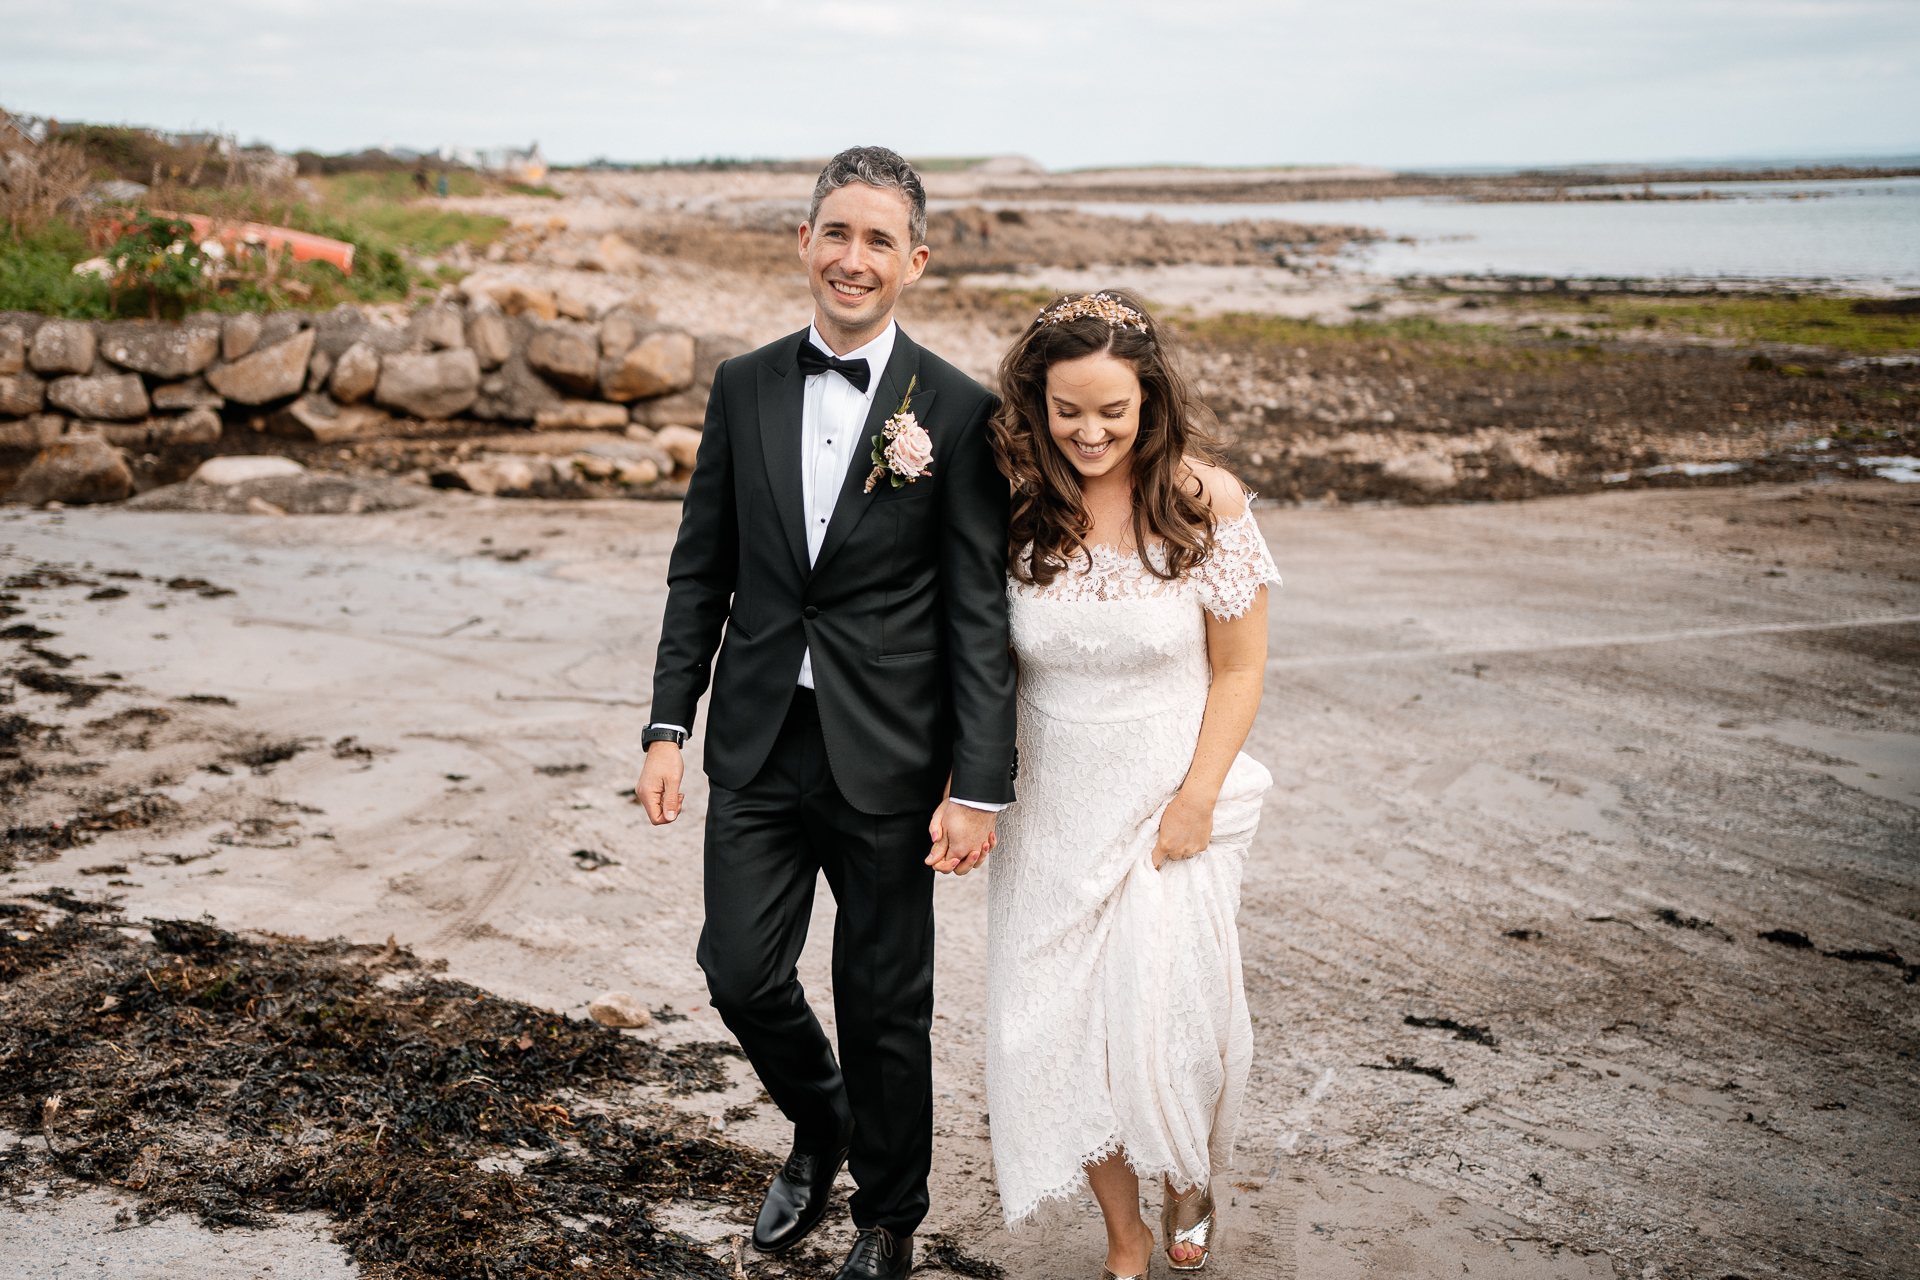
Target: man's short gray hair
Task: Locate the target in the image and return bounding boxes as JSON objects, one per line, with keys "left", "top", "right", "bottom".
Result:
{"left": 807, "top": 146, "right": 927, "bottom": 247}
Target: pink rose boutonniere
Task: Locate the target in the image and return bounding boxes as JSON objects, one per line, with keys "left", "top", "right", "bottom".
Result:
{"left": 865, "top": 376, "right": 932, "bottom": 493}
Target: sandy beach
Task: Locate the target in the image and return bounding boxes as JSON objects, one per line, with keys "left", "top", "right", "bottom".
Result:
{"left": 3, "top": 476, "right": 1915, "bottom": 1278}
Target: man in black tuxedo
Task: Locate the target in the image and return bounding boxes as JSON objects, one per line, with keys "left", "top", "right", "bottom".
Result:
{"left": 636, "top": 147, "right": 1016, "bottom": 1280}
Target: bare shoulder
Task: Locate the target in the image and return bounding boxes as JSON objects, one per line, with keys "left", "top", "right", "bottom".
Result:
{"left": 1183, "top": 459, "right": 1249, "bottom": 520}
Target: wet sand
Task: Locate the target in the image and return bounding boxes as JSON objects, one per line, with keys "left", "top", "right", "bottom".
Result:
{"left": 3, "top": 480, "right": 1915, "bottom": 1277}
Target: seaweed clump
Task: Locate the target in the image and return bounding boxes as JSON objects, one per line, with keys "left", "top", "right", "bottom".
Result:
{"left": 0, "top": 906, "right": 773, "bottom": 1279}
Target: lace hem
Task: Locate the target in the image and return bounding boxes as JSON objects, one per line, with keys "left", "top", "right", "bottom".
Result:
{"left": 1000, "top": 1133, "right": 1215, "bottom": 1227}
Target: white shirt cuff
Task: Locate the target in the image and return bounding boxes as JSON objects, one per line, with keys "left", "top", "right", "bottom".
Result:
{"left": 647, "top": 723, "right": 688, "bottom": 736}
{"left": 948, "top": 796, "right": 1008, "bottom": 812}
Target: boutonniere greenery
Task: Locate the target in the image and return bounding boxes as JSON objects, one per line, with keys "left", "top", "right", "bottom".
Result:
{"left": 864, "top": 376, "right": 933, "bottom": 493}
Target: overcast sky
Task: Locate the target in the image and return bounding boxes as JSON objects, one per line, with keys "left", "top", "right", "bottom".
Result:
{"left": 4, "top": 0, "right": 1916, "bottom": 169}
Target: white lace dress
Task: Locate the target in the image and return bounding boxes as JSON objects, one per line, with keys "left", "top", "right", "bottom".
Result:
{"left": 986, "top": 506, "right": 1280, "bottom": 1225}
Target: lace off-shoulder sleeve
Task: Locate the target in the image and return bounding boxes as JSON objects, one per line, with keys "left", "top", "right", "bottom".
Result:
{"left": 1193, "top": 505, "right": 1281, "bottom": 620}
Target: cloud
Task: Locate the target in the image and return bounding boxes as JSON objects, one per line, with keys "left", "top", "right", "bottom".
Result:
{"left": 2, "top": 0, "right": 1914, "bottom": 166}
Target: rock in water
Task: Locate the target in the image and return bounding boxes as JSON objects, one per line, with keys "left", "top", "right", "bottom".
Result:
{"left": 28, "top": 319, "right": 95, "bottom": 375}
{"left": 7, "top": 436, "right": 133, "bottom": 505}
{"left": 47, "top": 373, "right": 150, "bottom": 421}
{"left": 193, "top": 455, "right": 306, "bottom": 485}
{"left": 602, "top": 331, "right": 695, "bottom": 402}
{"left": 207, "top": 329, "right": 316, "bottom": 405}
{"left": 587, "top": 991, "right": 652, "bottom": 1029}
{"left": 99, "top": 320, "right": 220, "bottom": 378}
{"left": 375, "top": 348, "right": 481, "bottom": 419}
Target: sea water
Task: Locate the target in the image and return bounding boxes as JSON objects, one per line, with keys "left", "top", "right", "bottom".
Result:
{"left": 1026, "top": 176, "right": 1920, "bottom": 288}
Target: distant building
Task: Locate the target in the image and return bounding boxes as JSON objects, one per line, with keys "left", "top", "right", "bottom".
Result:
{"left": 439, "top": 143, "right": 547, "bottom": 185}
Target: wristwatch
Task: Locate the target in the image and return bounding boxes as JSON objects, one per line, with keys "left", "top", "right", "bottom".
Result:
{"left": 642, "top": 726, "right": 687, "bottom": 749}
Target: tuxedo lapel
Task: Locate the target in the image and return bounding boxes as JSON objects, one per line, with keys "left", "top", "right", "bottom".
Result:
{"left": 755, "top": 333, "right": 811, "bottom": 580}
{"left": 813, "top": 330, "right": 928, "bottom": 576}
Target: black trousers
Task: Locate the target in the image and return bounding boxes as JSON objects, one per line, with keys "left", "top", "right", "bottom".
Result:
{"left": 696, "top": 689, "right": 937, "bottom": 1237}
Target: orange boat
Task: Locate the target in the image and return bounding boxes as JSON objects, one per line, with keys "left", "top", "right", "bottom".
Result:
{"left": 124, "top": 211, "right": 357, "bottom": 273}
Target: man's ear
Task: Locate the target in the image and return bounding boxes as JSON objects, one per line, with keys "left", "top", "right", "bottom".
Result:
{"left": 797, "top": 220, "right": 813, "bottom": 263}
{"left": 903, "top": 242, "right": 930, "bottom": 286}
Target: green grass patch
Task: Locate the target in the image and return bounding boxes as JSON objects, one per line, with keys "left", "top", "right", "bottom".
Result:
{"left": 1492, "top": 292, "right": 1920, "bottom": 353}
{"left": 1172, "top": 310, "right": 1618, "bottom": 373}
{"left": 505, "top": 182, "right": 561, "bottom": 200}
{"left": 0, "top": 224, "right": 113, "bottom": 317}
{"left": 311, "top": 174, "right": 508, "bottom": 253}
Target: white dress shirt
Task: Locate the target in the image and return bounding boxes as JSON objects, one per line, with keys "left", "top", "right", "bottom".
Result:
{"left": 798, "top": 320, "right": 895, "bottom": 687}
{"left": 652, "top": 319, "right": 1003, "bottom": 813}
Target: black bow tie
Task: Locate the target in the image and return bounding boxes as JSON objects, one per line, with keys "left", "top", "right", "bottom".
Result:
{"left": 796, "top": 343, "right": 871, "bottom": 393}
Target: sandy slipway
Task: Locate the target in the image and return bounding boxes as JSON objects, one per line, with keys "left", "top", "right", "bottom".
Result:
{"left": 1, "top": 483, "right": 1917, "bottom": 1279}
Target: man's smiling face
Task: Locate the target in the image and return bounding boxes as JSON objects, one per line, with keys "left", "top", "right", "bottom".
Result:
{"left": 798, "top": 182, "right": 929, "bottom": 353}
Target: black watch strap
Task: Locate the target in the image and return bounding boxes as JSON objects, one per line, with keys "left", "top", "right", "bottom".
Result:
{"left": 642, "top": 727, "right": 687, "bottom": 749}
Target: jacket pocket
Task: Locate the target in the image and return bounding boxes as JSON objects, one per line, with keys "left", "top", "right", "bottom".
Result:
{"left": 873, "top": 647, "right": 942, "bottom": 664}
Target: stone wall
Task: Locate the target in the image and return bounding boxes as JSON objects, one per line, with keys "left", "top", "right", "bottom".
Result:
{"left": 0, "top": 286, "right": 749, "bottom": 504}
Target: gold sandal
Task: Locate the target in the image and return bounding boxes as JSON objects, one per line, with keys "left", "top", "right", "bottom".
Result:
{"left": 1162, "top": 1183, "right": 1217, "bottom": 1272}
{"left": 1100, "top": 1220, "right": 1155, "bottom": 1279}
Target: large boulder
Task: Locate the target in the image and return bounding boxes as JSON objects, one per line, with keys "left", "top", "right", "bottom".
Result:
{"left": 98, "top": 320, "right": 220, "bottom": 378}
{"left": 589, "top": 233, "right": 646, "bottom": 276}
{"left": 271, "top": 394, "right": 392, "bottom": 443}
{"left": 150, "top": 407, "right": 223, "bottom": 445}
{"left": 329, "top": 340, "right": 382, "bottom": 403}
{"left": 0, "top": 369, "right": 46, "bottom": 417}
{"left": 526, "top": 323, "right": 600, "bottom": 394}
{"left": 311, "top": 303, "right": 370, "bottom": 358}
{"left": 484, "top": 282, "right": 558, "bottom": 321}
{"left": 207, "top": 329, "right": 316, "bottom": 405}
{"left": 534, "top": 400, "right": 629, "bottom": 430}
{"left": 0, "top": 323, "right": 23, "bottom": 376}
{"left": 467, "top": 306, "right": 512, "bottom": 369}
{"left": 0, "top": 414, "right": 65, "bottom": 450}
{"left": 598, "top": 309, "right": 646, "bottom": 361}
{"left": 694, "top": 333, "right": 752, "bottom": 387}
{"left": 151, "top": 376, "right": 224, "bottom": 411}
{"left": 375, "top": 348, "right": 481, "bottom": 419}
{"left": 29, "top": 319, "right": 96, "bottom": 375}
{"left": 629, "top": 388, "right": 708, "bottom": 429}
{"left": 653, "top": 425, "right": 703, "bottom": 471}
{"left": 602, "top": 331, "right": 695, "bottom": 402}
{"left": 129, "top": 470, "right": 429, "bottom": 515}
{"left": 47, "top": 373, "right": 150, "bottom": 421}
{"left": 410, "top": 304, "right": 466, "bottom": 352}
{"left": 472, "top": 349, "right": 564, "bottom": 422}
{"left": 7, "top": 435, "right": 133, "bottom": 505}
{"left": 257, "top": 312, "right": 305, "bottom": 349}
{"left": 221, "top": 312, "right": 262, "bottom": 361}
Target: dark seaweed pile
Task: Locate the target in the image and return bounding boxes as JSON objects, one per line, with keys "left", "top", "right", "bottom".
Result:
{"left": 0, "top": 907, "right": 777, "bottom": 1279}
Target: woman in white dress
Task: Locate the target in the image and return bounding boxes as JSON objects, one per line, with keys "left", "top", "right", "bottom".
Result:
{"left": 978, "top": 291, "right": 1277, "bottom": 1277}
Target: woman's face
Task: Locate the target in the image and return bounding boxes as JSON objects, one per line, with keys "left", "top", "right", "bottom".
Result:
{"left": 1045, "top": 352, "right": 1142, "bottom": 482}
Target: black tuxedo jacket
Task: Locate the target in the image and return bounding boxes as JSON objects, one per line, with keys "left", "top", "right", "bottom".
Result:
{"left": 651, "top": 325, "right": 1017, "bottom": 815}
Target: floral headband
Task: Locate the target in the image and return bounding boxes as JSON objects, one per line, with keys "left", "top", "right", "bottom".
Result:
{"left": 1036, "top": 292, "right": 1149, "bottom": 332}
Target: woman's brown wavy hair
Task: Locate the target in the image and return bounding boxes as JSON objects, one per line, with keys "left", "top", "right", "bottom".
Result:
{"left": 990, "top": 290, "right": 1224, "bottom": 588}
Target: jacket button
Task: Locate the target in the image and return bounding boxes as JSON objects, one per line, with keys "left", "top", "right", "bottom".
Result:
{"left": 803, "top": 606, "right": 819, "bottom": 620}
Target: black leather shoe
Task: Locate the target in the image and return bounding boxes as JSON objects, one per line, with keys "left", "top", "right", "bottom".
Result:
{"left": 836, "top": 1226, "right": 912, "bottom": 1279}
{"left": 750, "top": 1133, "right": 850, "bottom": 1254}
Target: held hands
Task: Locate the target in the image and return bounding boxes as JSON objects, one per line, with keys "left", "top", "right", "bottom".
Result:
{"left": 636, "top": 742, "right": 685, "bottom": 825}
{"left": 1151, "top": 788, "right": 1214, "bottom": 870}
{"left": 927, "top": 799, "right": 997, "bottom": 876}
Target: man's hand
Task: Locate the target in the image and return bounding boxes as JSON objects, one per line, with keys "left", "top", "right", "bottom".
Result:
{"left": 636, "top": 742, "right": 685, "bottom": 825}
{"left": 926, "top": 801, "right": 996, "bottom": 876}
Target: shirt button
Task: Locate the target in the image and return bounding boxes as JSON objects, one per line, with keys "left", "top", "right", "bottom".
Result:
{"left": 804, "top": 606, "right": 820, "bottom": 620}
